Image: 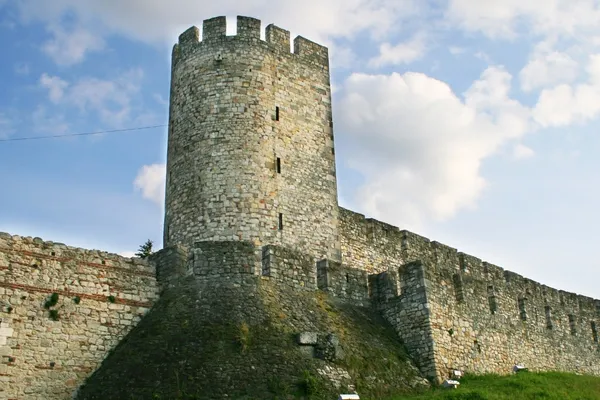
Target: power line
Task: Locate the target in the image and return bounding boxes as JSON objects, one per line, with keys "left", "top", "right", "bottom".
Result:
{"left": 0, "top": 124, "right": 167, "bottom": 143}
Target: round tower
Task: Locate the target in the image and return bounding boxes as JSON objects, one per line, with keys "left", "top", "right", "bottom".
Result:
{"left": 164, "top": 16, "right": 340, "bottom": 262}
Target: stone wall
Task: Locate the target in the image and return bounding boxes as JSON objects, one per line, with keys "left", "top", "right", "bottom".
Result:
{"left": 403, "top": 236, "right": 600, "bottom": 382}
{"left": 316, "top": 260, "right": 369, "bottom": 303}
{"left": 0, "top": 233, "right": 159, "bottom": 400}
{"left": 76, "top": 242, "right": 428, "bottom": 399}
{"left": 375, "top": 262, "right": 437, "bottom": 379}
{"left": 339, "top": 206, "right": 600, "bottom": 382}
{"left": 164, "top": 16, "right": 341, "bottom": 263}
{"left": 261, "top": 245, "right": 317, "bottom": 290}
{"left": 339, "top": 207, "right": 405, "bottom": 274}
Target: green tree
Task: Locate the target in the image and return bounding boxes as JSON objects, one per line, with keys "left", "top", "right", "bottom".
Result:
{"left": 135, "top": 239, "right": 154, "bottom": 259}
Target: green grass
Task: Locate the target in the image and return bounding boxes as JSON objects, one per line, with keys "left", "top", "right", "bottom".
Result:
{"left": 388, "top": 372, "right": 600, "bottom": 400}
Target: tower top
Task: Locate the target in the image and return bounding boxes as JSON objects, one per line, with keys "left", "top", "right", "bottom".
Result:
{"left": 173, "top": 15, "right": 329, "bottom": 68}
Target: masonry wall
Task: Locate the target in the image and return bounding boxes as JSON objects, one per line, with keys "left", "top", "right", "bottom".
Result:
{"left": 404, "top": 236, "right": 600, "bottom": 381}
{"left": 339, "top": 206, "right": 600, "bottom": 382}
{"left": 0, "top": 233, "right": 159, "bottom": 400}
{"left": 164, "top": 16, "right": 340, "bottom": 263}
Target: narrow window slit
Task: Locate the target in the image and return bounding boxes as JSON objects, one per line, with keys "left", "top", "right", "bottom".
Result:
{"left": 487, "top": 285, "right": 497, "bottom": 314}
{"left": 278, "top": 213, "right": 283, "bottom": 230}
{"left": 545, "top": 306, "right": 553, "bottom": 329}
{"left": 275, "top": 106, "right": 280, "bottom": 121}
{"left": 453, "top": 273, "right": 465, "bottom": 304}
{"left": 276, "top": 157, "right": 281, "bottom": 174}
{"left": 518, "top": 297, "right": 527, "bottom": 321}
{"left": 568, "top": 314, "right": 577, "bottom": 335}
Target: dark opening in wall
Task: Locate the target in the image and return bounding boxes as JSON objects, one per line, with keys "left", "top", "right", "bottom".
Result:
{"left": 331, "top": 147, "right": 335, "bottom": 155}
{"left": 261, "top": 247, "right": 270, "bottom": 276}
{"left": 278, "top": 213, "right": 283, "bottom": 230}
{"left": 459, "top": 254, "right": 467, "bottom": 272}
{"left": 487, "top": 285, "right": 497, "bottom": 315}
{"left": 591, "top": 321, "right": 598, "bottom": 343}
{"left": 568, "top": 314, "right": 577, "bottom": 335}
{"left": 345, "top": 273, "right": 350, "bottom": 283}
{"left": 453, "top": 273, "right": 465, "bottom": 304}
{"left": 518, "top": 298, "right": 527, "bottom": 321}
{"left": 275, "top": 106, "right": 280, "bottom": 121}
{"left": 545, "top": 306, "right": 553, "bottom": 329}
{"left": 276, "top": 157, "right": 281, "bottom": 173}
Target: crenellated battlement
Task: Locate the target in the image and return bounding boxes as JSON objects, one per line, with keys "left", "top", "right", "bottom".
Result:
{"left": 174, "top": 15, "right": 329, "bottom": 68}
{"left": 339, "top": 207, "right": 599, "bottom": 315}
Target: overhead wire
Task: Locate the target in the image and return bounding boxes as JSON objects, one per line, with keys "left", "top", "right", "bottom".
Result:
{"left": 0, "top": 124, "right": 167, "bottom": 143}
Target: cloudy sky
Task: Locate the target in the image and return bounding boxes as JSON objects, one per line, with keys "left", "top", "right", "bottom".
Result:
{"left": 0, "top": 0, "right": 599, "bottom": 298}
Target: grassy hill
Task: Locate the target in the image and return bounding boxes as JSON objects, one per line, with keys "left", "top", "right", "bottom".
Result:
{"left": 389, "top": 372, "right": 600, "bottom": 400}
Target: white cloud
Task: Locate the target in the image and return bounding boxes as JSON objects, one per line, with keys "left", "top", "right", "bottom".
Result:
{"left": 31, "top": 106, "right": 69, "bottom": 135}
{"left": 134, "top": 163, "right": 166, "bottom": 206}
{"left": 39, "top": 69, "right": 144, "bottom": 127}
{"left": 14, "top": 63, "right": 30, "bottom": 75}
{"left": 14, "top": 0, "right": 422, "bottom": 47}
{"left": 445, "top": 0, "right": 600, "bottom": 40}
{"left": 0, "top": 113, "right": 16, "bottom": 139}
{"left": 368, "top": 32, "right": 427, "bottom": 68}
{"left": 532, "top": 54, "right": 600, "bottom": 127}
{"left": 336, "top": 67, "right": 531, "bottom": 229}
{"left": 42, "top": 24, "right": 105, "bottom": 65}
{"left": 513, "top": 143, "right": 535, "bottom": 159}
{"left": 449, "top": 46, "right": 466, "bottom": 55}
{"left": 519, "top": 42, "right": 579, "bottom": 92}
{"left": 40, "top": 73, "right": 68, "bottom": 103}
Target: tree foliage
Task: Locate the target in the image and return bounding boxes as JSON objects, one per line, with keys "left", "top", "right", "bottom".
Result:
{"left": 136, "top": 239, "right": 154, "bottom": 259}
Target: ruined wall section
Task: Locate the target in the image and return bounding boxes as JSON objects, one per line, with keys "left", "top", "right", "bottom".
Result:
{"left": 339, "top": 206, "right": 600, "bottom": 382}
{"left": 165, "top": 16, "right": 340, "bottom": 263}
{"left": 0, "top": 233, "right": 159, "bottom": 400}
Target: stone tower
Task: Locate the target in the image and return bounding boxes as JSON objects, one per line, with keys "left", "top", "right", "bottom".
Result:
{"left": 164, "top": 16, "right": 341, "bottom": 262}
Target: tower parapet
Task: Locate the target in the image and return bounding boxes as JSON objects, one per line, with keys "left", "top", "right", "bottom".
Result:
{"left": 164, "top": 16, "right": 340, "bottom": 267}
{"left": 172, "top": 16, "right": 329, "bottom": 69}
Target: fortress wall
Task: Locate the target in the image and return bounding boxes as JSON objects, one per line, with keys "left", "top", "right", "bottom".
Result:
{"left": 400, "top": 236, "right": 600, "bottom": 380}
{"left": 340, "top": 206, "right": 600, "bottom": 381}
{"left": 261, "top": 244, "right": 316, "bottom": 290}
{"left": 375, "top": 262, "right": 437, "bottom": 379}
{"left": 339, "top": 207, "right": 405, "bottom": 273}
{"left": 316, "top": 260, "right": 369, "bottom": 303}
{"left": 166, "top": 16, "right": 340, "bottom": 262}
{"left": 0, "top": 233, "right": 159, "bottom": 400}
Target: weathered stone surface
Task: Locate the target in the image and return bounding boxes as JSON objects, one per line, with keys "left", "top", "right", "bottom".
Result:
{"left": 0, "top": 234, "right": 159, "bottom": 399}
{"left": 74, "top": 270, "right": 423, "bottom": 399}
{"left": 164, "top": 15, "right": 341, "bottom": 264}
{"left": 298, "top": 331, "right": 318, "bottom": 345}
{"left": 340, "top": 207, "right": 600, "bottom": 382}
{"left": 1, "top": 13, "right": 599, "bottom": 400}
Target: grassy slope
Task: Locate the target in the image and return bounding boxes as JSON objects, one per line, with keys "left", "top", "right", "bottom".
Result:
{"left": 389, "top": 372, "right": 600, "bottom": 400}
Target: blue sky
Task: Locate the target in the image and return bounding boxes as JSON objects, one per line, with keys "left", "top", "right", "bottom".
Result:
{"left": 0, "top": 0, "right": 599, "bottom": 299}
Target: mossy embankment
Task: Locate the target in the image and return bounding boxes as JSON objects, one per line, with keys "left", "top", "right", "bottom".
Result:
{"left": 75, "top": 276, "right": 429, "bottom": 399}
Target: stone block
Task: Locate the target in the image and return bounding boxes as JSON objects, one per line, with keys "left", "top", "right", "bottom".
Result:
{"left": 297, "top": 331, "right": 318, "bottom": 345}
